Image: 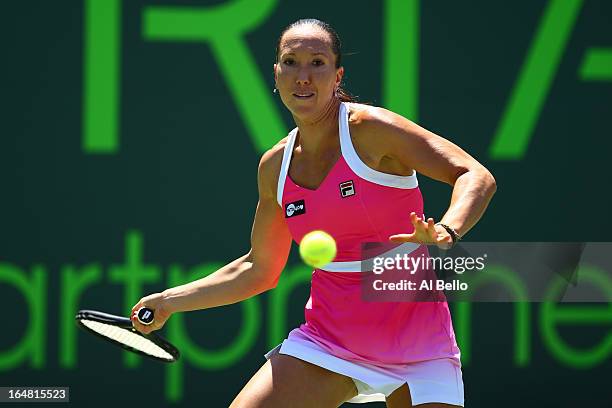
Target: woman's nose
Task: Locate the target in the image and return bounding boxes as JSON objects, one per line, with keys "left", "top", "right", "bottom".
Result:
{"left": 296, "top": 69, "right": 310, "bottom": 85}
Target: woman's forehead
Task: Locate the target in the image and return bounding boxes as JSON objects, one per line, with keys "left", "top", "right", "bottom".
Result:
{"left": 279, "top": 25, "right": 332, "bottom": 55}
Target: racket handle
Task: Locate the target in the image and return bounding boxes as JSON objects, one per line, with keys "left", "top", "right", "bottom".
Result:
{"left": 136, "top": 307, "right": 155, "bottom": 325}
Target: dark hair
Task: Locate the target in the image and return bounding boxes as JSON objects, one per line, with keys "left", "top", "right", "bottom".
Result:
{"left": 276, "top": 19, "right": 357, "bottom": 102}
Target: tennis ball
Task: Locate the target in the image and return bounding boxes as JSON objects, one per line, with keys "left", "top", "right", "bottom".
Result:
{"left": 299, "top": 230, "right": 337, "bottom": 268}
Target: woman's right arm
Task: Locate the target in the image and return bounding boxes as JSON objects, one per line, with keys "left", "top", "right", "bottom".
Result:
{"left": 131, "top": 144, "right": 292, "bottom": 334}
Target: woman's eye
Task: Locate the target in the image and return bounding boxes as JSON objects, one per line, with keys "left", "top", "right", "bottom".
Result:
{"left": 283, "top": 59, "right": 295, "bottom": 66}
{"left": 312, "top": 59, "right": 324, "bottom": 66}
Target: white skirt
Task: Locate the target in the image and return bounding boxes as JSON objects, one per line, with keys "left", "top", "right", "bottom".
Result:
{"left": 265, "top": 331, "right": 464, "bottom": 405}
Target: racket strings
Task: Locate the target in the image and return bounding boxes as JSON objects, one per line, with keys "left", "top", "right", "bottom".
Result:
{"left": 80, "top": 319, "right": 174, "bottom": 361}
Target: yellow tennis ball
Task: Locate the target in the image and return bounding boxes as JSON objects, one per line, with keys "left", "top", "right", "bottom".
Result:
{"left": 299, "top": 230, "right": 337, "bottom": 268}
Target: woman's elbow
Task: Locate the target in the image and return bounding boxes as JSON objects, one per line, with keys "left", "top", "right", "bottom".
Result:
{"left": 264, "top": 274, "right": 281, "bottom": 291}
{"left": 466, "top": 165, "right": 496, "bottom": 198}
{"left": 256, "top": 276, "right": 281, "bottom": 295}
{"left": 482, "top": 168, "right": 497, "bottom": 197}
{"left": 250, "top": 263, "right": 282, "bottom": 293}
{"left": 460, "top": 165, "right": 497, "bottom": 197}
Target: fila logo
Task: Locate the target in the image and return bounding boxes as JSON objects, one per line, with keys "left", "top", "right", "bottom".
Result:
{"left": 285, "top": 200, "right": 306, "bottom": 218}
{"left": 339, "top": 180, "right": 355, "bottom": 198}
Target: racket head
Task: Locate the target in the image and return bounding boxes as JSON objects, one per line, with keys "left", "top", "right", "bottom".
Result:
{"left": 75, "top": 309, "right": 180, "bottom": 363}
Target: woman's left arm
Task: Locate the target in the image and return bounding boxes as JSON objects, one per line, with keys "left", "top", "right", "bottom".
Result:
{"left": 358, "top": 107, "right": 497, "bottom": 246}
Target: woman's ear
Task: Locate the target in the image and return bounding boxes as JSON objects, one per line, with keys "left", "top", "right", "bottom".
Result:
{"left": 336, "top": 66, "right": 344, "bottom": 87}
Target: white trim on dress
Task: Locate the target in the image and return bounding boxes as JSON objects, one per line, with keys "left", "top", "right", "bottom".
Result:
{"left": 338, "top": 102, "right": 419, "bottom": 189}
{"left": 277, "top": 128, "right": 299, "bottom": 206}
{"left": 320, "top": 242, "right": 422, "bottom": 272}
{"left": 265, "top": 331, "right": 464, "bottom": 406}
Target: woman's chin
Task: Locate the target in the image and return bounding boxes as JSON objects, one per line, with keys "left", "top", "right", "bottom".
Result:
{"left": 288, "top": 104, "right": 319, "bottom": 121}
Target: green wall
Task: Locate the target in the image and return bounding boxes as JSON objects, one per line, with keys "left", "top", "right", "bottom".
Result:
{"left": 1, "top": 0, "right": 611, "bottom": 406}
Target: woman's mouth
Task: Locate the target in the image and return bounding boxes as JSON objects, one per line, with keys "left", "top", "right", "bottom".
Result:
{"left": 292, "top": 92, "right": 315, "bottom": 99}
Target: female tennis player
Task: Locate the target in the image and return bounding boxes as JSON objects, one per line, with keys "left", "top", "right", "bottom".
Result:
{"left": 131, "top": 19, "right": 496, "bottom": 407}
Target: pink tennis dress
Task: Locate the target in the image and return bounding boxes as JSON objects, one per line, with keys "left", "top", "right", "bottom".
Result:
{"left": 267, "top": 103, "right": 463, "bottom": 405}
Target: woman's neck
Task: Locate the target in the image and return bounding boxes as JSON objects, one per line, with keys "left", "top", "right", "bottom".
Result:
{"left": 293, "top": 98, "right": 341, "bottom": 156}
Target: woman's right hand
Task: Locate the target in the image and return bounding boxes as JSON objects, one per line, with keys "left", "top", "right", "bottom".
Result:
{"left": 130, "top": 292, "right": 174, "bottom": 335}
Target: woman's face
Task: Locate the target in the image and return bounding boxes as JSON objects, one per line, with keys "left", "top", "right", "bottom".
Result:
{"left": 274, "top": 25, "right": 343, "bottom": 121}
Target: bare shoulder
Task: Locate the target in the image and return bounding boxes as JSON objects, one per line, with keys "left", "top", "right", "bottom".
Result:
{"left": 345, "top": 103, "right": 421, "bottom": 163}
{"left": 259, "top": 136, "right": 288, "bottom": 176}
{"left": 347, "top": 103, "right": 417, "bottom": 137}
{"left": 257, "top": 136, "right": 289, "bottom": 199}
{"left": 346, "top": 103, "right": 487, "bottom": 185}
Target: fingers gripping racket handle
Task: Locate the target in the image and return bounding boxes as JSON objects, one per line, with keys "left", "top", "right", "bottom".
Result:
{"left": 136, "top": 307, "right": 155, "bottom": 325}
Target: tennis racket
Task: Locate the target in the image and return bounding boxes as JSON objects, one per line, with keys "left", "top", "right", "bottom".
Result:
{"left": 75, "top": 307, "right": 180, "bottom": 363}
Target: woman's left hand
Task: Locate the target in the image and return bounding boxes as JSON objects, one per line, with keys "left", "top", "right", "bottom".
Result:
{"left": 389, "top": 212, "right": 454, "bottom": 249}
